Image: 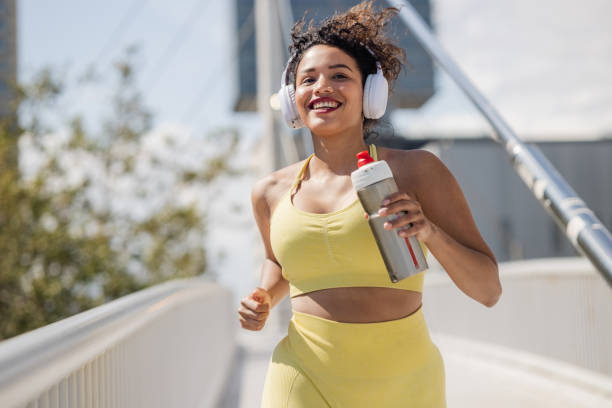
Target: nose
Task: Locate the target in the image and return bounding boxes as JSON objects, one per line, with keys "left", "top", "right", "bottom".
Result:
{"left": 313, "top": 74, "right": 333, "bottom": 95}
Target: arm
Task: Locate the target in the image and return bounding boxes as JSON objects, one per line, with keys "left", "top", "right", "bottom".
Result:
{"left": 381, "top": 150, "right": 501, "bottom": 307}
{"left": 251, "top": 177, "right": 290, "bottom": 308}
{"left": 238, "top": 177, "right": 290, "bottom": 331}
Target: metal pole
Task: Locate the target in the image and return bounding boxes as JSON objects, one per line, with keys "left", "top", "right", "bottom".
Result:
{"left": 387, "top": 0, "right": 612, "bottom": 287}
{"left": 255, "top": 0, "right": 282, "bottom": 174}
{"left": 274, "top": 0, "right": 302, "bottom": 162}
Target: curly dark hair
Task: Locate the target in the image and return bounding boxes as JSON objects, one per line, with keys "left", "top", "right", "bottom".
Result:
{"left": 287, "top": 1, "right": 406, "bottom": 131}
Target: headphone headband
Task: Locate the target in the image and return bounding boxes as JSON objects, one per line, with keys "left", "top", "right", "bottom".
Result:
{"left": 282, "top": 45, "right": 381, "bottom": 86}
{"left": 280, "top": 53, "right": 296, "bottom": 88}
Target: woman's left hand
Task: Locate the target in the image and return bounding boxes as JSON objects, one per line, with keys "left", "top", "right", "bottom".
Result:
{"left": 377, "top": 192, "right": 435, "bottom": 242}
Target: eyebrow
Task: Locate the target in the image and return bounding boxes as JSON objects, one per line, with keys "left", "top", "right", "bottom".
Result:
{"left": 299, "top": 64, "right": 353, "bottom": 74}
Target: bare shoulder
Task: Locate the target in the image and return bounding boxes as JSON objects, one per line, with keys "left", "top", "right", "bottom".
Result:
{"left": 378, "top": 146, "right": 440, "bottom": 171}
{"left": 251, "top": 160, "right": 305, "bottom": 219}
{"left": 377, "top": 147, "right": 447, "bottom": 195}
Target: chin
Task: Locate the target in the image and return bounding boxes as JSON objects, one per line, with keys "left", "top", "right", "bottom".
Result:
{"left": 307, "top": 121, "right": 343, "bottom": 137}
{"left": 305, "top": 117, "right": 360, "bottom": 138}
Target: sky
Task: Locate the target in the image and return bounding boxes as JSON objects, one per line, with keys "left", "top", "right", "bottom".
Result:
{"left": 16, "top": 0, "right": 612, "bottom": 297}
{"left": 18, "top": 0, "right": 612, "bottom": 141}
{"left": 18, "top": 0, "right": 252, "bottom": 138}
{"left": 407, "top": 0, "right": 612, "bottom": 139}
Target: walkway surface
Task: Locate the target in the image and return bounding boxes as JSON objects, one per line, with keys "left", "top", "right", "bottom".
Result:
{"left": 225, "top": 324, "right": 612, "bottom": 408}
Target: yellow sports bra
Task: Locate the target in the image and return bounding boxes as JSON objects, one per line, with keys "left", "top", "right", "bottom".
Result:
{"left": 270, "top": 145, "right": 428, "bottom": 298}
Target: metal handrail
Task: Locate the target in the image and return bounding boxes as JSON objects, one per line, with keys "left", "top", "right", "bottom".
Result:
{"left": 387, "top": 0, "right": 612, "bottom": 287}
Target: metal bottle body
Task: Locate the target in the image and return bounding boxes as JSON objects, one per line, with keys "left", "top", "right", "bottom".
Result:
{"left": 356, "top": 175, "right": 428, "bottom": 282}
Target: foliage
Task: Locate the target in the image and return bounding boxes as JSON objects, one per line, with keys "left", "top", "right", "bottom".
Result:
{"left": 0, "top": 48, "right": 239, "bottom": 340}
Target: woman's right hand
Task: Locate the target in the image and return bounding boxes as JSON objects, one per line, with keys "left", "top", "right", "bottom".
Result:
{"left": 238, "top": 287, "right": 272, "bottom": 331}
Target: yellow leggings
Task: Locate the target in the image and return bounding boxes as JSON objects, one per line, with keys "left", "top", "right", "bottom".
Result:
{"left": 261, "top": 306, "right": 446, "bottom": 407}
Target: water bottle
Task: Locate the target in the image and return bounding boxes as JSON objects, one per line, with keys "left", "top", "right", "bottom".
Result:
{"left": 351, "top": 150, "right": 428, "bottom": 282}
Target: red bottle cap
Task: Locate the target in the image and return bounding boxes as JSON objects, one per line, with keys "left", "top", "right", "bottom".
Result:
{"left": 356, "top": 151, "right": 374, "bottom": 167}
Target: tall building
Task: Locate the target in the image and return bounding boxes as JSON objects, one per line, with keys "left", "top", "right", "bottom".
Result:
{"left": 234, "top": 0, "right": 434, "bottom": 112}
{"left": 0, "top": 0, "right": 17, "bottom": 122}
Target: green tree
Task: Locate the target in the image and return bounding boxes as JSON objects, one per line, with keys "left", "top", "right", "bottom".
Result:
{"left": 0, "top": 47, "right": 239, "bottom": 340}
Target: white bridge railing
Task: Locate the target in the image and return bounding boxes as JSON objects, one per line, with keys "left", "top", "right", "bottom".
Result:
{"left": 424, "top": 257, "right": 612, "bottom": 376}
{"left": 0, "top": 278, "right": 236, "bottom": 408}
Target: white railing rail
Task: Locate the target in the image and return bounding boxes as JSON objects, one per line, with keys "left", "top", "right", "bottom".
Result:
{"left": 424, "top": 258, "right": 612, "bottom": 377}
{"left": 0, "top": 278, "right": 236, "bottom": 408}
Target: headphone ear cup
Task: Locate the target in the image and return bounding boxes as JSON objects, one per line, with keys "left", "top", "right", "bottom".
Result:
{"left": 363, "top": 75, "right": 372, "bottom": 119}
{"left": 363, "top": 72, "right": 388, "bottom": 119}
{"left": 279, "top": 84, "right": 304, "bottom": 129}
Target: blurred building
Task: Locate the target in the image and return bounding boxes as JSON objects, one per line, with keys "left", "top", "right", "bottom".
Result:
{"left": 424, "top": 138, "right": 612, "bottom": 262}
{"left": 234, "top": 0, "right": 434, "bottom": 112}
{"left": 0, "top": 0, "right": 17, "bottom": 121}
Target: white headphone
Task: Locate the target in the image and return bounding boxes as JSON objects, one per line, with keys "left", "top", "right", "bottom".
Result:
{"left": 278, "top": 47, "right": 389, "bottom": 129}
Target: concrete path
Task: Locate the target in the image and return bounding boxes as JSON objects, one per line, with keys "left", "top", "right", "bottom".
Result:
{"left": 435, "top": 334, "right": 612, "bottom": 408}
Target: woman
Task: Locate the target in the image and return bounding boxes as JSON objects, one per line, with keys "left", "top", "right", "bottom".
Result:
{"left": 238, "top": 2, "right": 501, "bottom": 407}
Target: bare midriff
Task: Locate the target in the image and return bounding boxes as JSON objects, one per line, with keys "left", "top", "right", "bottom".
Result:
{"left": 291, "top": 286, "right": 423, "bottom": 323}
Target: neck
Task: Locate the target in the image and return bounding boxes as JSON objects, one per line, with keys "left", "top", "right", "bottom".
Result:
{"left": 309, "top": 125, "right": 369, "bottom": 176}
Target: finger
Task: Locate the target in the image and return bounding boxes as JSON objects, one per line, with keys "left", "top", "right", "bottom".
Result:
{"left": 238, "top": 307, "right": 269, "bottom": 322}
{"left": 383, "top": 211, "right": 421, "bottom": 230}
{"left": 251, "top": 288, "right": 271, "bottom": 303}
{"left": 237, "top": 306, "right": 258, "bottom": 320}
{"left": 241, "top": 294, "right": 271, "bottom": 312}
{"left": 241, "top": 298, "right": 269, "bottom": 314}
{"left": 240, "top": 319, "right": 262, "bottom": 331}
{"left": 398, "top": 220, "right": 426, "bottom": 237}
{"left": 239, "top": 313, "right": 268, "bottom": 326}
{"left": 364, "top": 212, "right": 369, "bottom": 220}
{"left": 241, "top": 297, "right": 261, "bottom": 311}
{"left": 253, "top": 301, "right": 270, "bottom": 313}
{"left": 250, "top": 289, "right": 272, "bottom": 307}
{"left": 381, "top": 192, "right": 412, "bottom": 206}
{"left": 239, "top": 315, "right": 265, "bottom": 331}
{"left": 378, "top": 200, "right": 420, "bottom": 217}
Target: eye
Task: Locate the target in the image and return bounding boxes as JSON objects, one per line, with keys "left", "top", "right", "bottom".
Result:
{"left": 333, "top": 73, "right": 348, "bottom": 80}
{"left": 300, "top": 77, "right": 314, "bottom": 85}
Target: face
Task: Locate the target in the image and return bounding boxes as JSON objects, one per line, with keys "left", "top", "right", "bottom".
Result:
{"left": 294, "top": 45, "right": 364, "bottom": 136}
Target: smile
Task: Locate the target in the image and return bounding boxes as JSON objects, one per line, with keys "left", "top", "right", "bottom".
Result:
{"left": 308, "top": 98, "right": 342, "bottom": 113}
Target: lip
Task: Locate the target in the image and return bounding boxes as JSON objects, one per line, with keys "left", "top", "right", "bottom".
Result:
{"left": 308, "top": 97, "right": 342, "bottom": 113}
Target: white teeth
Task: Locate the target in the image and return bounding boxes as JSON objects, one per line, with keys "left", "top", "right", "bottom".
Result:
{"left": 312, "top": 101, "right": 339, "bottom": 109}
